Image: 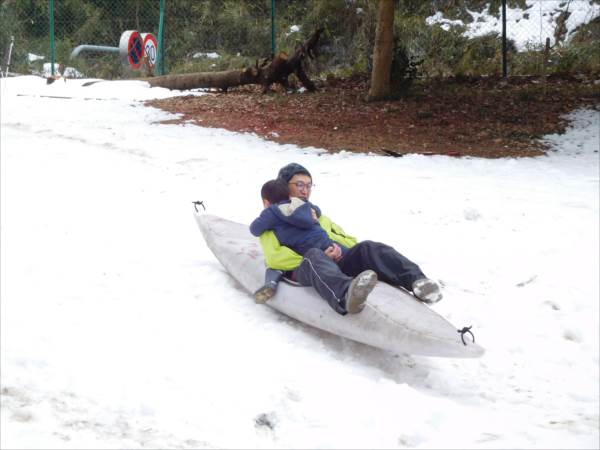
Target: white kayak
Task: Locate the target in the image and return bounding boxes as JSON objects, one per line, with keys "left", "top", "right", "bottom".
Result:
{"left": 195, "top": 212, "right": 484, "bottom": 358}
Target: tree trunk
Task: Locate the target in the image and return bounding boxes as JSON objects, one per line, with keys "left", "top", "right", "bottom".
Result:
{"left": 144, "top": 28, "right": 324, "bottom": 93}
{"left": 147, "top": 68, "right": 259, "bottom": 92}
{"left": 368, "top": 0, "right": 395, "bottom": 101}
{"left": 262, "top": 27, "right": 323, "bottom": 93}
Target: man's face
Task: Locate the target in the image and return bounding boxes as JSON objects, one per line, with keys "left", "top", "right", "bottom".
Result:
{"left": 287, "top": 174, "right": 313, "bottom": 200}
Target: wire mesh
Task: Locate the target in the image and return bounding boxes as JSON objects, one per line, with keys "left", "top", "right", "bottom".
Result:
{"left": 0, "top": 0, "right": 598, "bottom": 80}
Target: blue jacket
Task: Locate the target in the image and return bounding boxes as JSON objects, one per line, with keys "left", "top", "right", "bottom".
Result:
{"left": 250, "top": 198, "right": 346, "bottom": 256}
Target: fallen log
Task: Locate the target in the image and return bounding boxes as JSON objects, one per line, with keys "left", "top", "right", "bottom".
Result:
{"left": 144, "top": 27, "right": 324, "bottom": 93}
{"left": 147, "top": 67, "right": 259, "bottom": 92}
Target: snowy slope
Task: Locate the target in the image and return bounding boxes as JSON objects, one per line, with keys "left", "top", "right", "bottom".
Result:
{"left": 1, "top": 76, "right": 598, "bottom": 449}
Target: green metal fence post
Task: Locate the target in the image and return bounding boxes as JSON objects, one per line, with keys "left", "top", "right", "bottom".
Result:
{"left": 502, "top": 0, "right": 507, "bottom": 77}
{"left": 49, "top": 0, "right": 55, "bottom": 76}
{"left": 271, "top": 0, "right": 276, "bottom": 57}
{"left": 156, "top": 0, "right": 166, "bottom": 75}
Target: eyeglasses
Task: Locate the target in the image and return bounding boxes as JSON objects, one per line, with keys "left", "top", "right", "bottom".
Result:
{"left": 289, "top": 181, "right": 315, "bottom": 190}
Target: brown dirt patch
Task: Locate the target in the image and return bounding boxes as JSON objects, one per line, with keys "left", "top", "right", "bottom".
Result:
{"left": 147, "top": 75, "right": 598, "bottom": 158}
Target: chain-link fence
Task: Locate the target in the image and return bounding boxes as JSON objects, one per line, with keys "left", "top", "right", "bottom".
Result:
{"left": 422, "top": 0, "right": 600, "bottom": 77}
{"left": 1, "top": 0, "right": 598, "bottom": 81}
{"left": 1, "top": 0, "right": 161, "bottom": 78}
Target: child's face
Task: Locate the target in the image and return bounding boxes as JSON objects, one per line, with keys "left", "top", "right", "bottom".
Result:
{"left": 262, "top": 198, "right": 271, "bottom": 209}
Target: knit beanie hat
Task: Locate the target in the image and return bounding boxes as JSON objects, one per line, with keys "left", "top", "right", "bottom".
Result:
{"left": 277, "top": 163, "right": 312, "bottom": 183}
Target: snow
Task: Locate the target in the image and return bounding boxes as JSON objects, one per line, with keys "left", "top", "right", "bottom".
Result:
{"left": 62, "top": 67, "right": 85, "bottom": 79}
{"left": 1, "top": 75, "right": 599, "bottom": 449}
{"left": 192, "top": 52, "right": 221, "bottom": 59}
{"left": 426, "top": 0, "right": 600, "bottom": 50}
{"left": 27, "top": 53, "right": 45, "bottom": 63}
{"left": 41, "top": 62, "right": 62, "bottom": 78}
{"left": 285, "top": 25, "right": 301, "bottom": 38}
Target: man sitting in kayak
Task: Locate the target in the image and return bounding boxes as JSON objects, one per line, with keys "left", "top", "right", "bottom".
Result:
{"left": 250, "top": 178, "right": 377, "bottom": 315}
{"left": 253, "top": 162, "right": 442, "bottom": 310}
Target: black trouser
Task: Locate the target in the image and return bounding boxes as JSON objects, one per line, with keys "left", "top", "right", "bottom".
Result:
{"left": 338, "top": 240, "right": 425, "bottom": 289}
{"left": 293, "top": 241, "right": 426, "bottom": 315}
{"left": 294, "top": 248, "right": 351, "bottom": 315}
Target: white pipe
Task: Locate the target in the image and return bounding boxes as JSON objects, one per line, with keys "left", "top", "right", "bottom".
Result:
{"left": 70, "top": 44, "right": 119, "bottom": 59}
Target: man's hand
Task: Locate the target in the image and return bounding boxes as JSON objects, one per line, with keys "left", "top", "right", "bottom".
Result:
{"left": 324, "top": 243, "right": 343, "bottom": 262}
{"left": 311, "top": 208, "right": 318, "bottom": 222}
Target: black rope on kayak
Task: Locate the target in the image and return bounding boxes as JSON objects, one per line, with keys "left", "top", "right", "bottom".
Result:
{"left": 192, "top": 201, "right": 205, "bottom": 213}
{"left": 457, "top": 326, "right": 475, "bottom": 345}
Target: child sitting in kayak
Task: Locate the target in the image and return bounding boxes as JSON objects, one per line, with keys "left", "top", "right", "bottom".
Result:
{"left": 250, "top": 179, "right": 377, "bottom": 314}
{"left": 251, "top": 180, "right": 349, "bottom": 257}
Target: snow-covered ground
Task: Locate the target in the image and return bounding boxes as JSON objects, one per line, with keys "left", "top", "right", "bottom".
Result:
{"left": 1, "top": 76, "right": 598, "bottom": 449}
{"left": 427, "top": 0, "right": 600, "bottom": 50}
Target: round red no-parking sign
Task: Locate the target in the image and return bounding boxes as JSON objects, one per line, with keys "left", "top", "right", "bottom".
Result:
{"left": 119, "top": 30, "right": 143, "bottom": 69}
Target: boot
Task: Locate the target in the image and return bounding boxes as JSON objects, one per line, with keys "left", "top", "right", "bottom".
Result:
{"left": 254, "top": 281, "right": 278, "bottom": 304}
{"left": 412, "top": 278, "right": 442, "bottom": 304}
{"left": 345, "top": 270, "right": 377, "bottom": 314}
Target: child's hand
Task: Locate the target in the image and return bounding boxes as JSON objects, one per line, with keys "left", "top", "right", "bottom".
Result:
{"left": 325, "top": 244, "right": 343, "bottom": 262}
{"left": 311, "top": 208, "right": 318, "bottom": 221}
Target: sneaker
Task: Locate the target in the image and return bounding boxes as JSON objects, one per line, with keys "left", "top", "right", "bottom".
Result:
{"left": 345, "top": 270, "right": 378, "bottom": 314}
{"left": 254, "top": 282, "right": 277, "bottom": 304}
{"left": 412, "top": 278, "right": 443, "bottom": 304}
